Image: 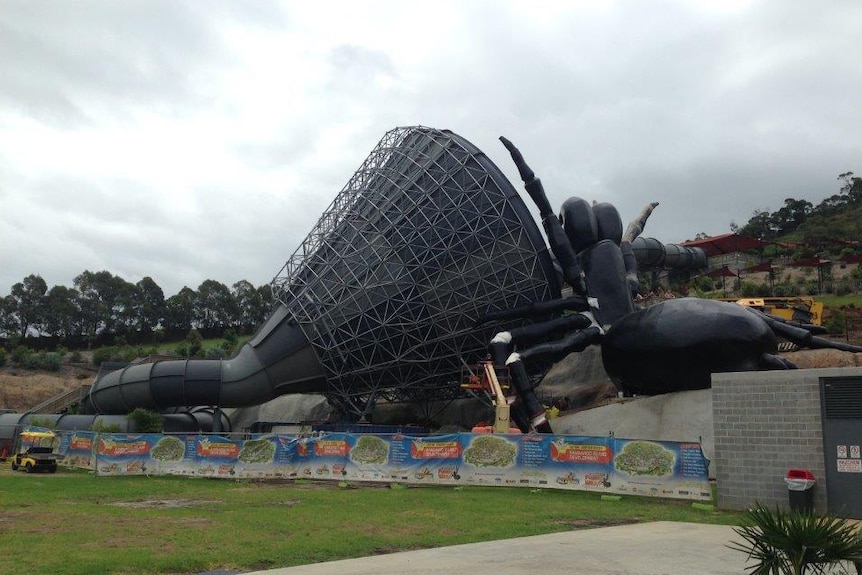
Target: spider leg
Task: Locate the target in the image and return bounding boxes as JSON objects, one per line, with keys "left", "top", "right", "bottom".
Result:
{"left": 500, "top": 136, "right": 586, "bottom": 294}
{"left": 475, "top": 295, "right": 591, "bottom": 326}
{"left": 759, "top": 353, "right": 797, "bottom": 370}
{"left": 751, "top": 308, "right": 862, "bottom": 353}
{"left": 506, "top": 326, "right": 603, "bottom": 433}
{"left": 488, "top": 314, "right": 593, "bottom": 366}
{"left": 487, "top": 313, "right": 594, "bottom": 432}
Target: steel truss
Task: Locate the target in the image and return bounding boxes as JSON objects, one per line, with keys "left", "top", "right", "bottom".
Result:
{"left": 272, "top": 126, "right": 558, "bottom": 417}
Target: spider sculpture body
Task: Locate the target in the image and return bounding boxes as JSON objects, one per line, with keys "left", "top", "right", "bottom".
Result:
{"left": 480, "top": 137, "right": 862, "bottom": 433}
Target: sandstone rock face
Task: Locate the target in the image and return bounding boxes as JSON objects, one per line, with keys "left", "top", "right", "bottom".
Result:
{"left": 538, "top": 345, "right": 619, "bottom": 410}
{"left": 782, "top": 348, "right": 862, "bottom": 369}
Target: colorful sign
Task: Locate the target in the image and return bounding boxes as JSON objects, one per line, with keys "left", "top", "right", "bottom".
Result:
{"left": 49, "top": 429, "right": 711, "bottom": 500}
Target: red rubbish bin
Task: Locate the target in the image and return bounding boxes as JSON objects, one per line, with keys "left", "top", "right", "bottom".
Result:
{"left": 785, "top": 469, "right": 816, "bottom": 513}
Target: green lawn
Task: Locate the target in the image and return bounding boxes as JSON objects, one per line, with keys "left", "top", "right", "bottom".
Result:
{"left": 0, "top": 468, "right": 740, "bottom": 575}
{"left": 818, "top": 293, "right": 862, "bottom": 309}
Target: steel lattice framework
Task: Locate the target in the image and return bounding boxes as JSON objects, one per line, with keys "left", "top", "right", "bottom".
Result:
{"left": 272, "top": 126, "right": 559, "bottom": 414}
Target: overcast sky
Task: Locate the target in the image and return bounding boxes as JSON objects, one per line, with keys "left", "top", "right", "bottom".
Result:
{"left": 2, "top": 0, "right": 861, "bottom": 297}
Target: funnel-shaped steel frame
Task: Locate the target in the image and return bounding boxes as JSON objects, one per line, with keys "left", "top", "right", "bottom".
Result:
{"left": 272, "top": 126, "right": 559, "bottom": 414}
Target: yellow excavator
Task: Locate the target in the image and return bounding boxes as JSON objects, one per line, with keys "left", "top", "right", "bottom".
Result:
{"left": 729, "top": 297, "right": 823, "bottom": 326}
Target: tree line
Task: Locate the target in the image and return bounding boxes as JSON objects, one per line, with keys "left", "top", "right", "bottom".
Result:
{"left": 729, "top": 172, "right": 862, "bottom": 257}
{"left": 0, "top": 270, "right": 276, "bottom": 349}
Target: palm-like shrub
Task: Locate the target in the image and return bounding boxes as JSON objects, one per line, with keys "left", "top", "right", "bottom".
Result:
{"left": 729, "top": 503, "right": 862, "bottom": 575}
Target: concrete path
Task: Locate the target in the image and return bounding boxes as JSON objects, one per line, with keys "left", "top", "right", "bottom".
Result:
{"left": 247, "top": 521, "right": 752, "bottom": 575}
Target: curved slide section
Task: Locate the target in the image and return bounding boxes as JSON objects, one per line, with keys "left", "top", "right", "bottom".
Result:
{"left": 631, "top": 237, "right": 707, "bottom": 270}
{"left": 0, "top": 410, "right": 229, "bottom": 439}
{"left": 84, "top": 305, "right": 327, "bottom": 415}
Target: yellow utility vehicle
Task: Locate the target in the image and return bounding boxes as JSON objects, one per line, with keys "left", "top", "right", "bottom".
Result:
{"left": 729, "top": 297, "right": 823, "bottom": 326}
{"left": 10, "top": 430, "right": 59, "bottom": 473}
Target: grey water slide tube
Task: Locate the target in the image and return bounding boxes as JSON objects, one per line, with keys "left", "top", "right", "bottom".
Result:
{"left": 83, "top": 305, "right": 327, "bottom": 415}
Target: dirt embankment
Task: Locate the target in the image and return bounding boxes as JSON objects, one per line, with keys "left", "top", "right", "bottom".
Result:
{"left": 0, "top": 365, "right": 96, "bottom": 412}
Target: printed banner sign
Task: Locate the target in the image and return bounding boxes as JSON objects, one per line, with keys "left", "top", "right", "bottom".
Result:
{"left": 46, "top": 428, "right": 711, "bottom": 500}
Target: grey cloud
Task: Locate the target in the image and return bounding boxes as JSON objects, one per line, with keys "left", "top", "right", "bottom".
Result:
{"left": 0, "top": 0, "right": 283, "bottom": 127}
{"left": 3, "top": 0, "right": 862, "bottom": 298}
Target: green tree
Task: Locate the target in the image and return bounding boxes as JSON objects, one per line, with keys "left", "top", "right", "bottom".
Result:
{"left": 43, "top": 285, "right": 81, "bottom": 339}
{"left": 0, "top": 295, "right": 19, "bottom": 338}
{"left": 9, "top": 274, "right": 49, "bottom": 338}
{"left": 738, "top": 209, "right": 776, "bottom": 240}
{"left": 112, "top": 279, "right": 137, "bottom": 335}
{"left": 773, "top": 198, "right": 813, "bottom": 235}
{"left": 74, "top": 270, "right": 133, "bottom": 342}
{"left": 132, "top": 276, "right": 165, "bottom": 335}
{"left": 838, "top": 171, "right": 862, "bottom": 204}
{"left": 256, "top": 283, "right": 276, "bottom": 322}
{"left": 163, "top": 287, "right": 197, "bottom": 333}
{"left": 196, "top": 279, "right": 236, "bottom": 332}
{"left": 232, "top": 280, "right": 265, "bottom": 331}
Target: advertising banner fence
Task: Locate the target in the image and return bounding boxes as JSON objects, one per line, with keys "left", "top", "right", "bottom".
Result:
{"left": 41, "top": 427, "right": 711, "bottom": 501}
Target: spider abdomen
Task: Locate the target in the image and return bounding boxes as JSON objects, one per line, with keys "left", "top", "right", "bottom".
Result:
{"left": 602, "top": 298, "right": 777, "bottom": 395}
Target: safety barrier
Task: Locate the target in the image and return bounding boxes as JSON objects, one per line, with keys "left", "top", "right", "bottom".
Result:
{"left": 42, "top": 427, "right": 712, "bottom": 501}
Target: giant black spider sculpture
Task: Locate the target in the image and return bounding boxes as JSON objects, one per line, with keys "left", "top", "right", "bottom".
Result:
{"left": 478, "top": 137, "right": 862, "bottom": 434}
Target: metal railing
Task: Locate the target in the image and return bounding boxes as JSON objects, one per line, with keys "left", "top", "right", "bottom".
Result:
{"left": 27, "top": 385, "right": 91, "bottom": 415}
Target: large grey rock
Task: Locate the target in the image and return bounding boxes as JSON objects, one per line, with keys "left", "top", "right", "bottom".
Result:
{"left": 535, "top": 345, "right": 619, "bottom": 411}
{"left": 226, "top": 394, "right": 331, "bottom": 432}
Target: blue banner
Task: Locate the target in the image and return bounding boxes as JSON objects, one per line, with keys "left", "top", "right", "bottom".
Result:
{"left": 50, "top": 429, "right": 711, "bottom": 501}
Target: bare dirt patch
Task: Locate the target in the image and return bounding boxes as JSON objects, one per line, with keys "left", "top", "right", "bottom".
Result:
{"left": 0, "top": 365, "right": 94, "bottom": 412}
{"left": 111, "top": 499, "right": 220, "bottom": 509}
{"left": 553, "top": 518, "right": 640, "bottom": 529}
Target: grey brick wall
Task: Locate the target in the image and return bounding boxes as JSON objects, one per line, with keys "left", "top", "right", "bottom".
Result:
{"left": 712, "top": 368, "right": 862, "bottom": 512}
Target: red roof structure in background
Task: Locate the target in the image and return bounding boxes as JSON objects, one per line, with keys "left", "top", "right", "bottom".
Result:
{"left": 741, "top": 262, "right": 775, "bottom": 273}
{"left": 791, "top": 258, "right": 832, "bottom": 268}
{"left": 681, "top": 233, "right": 772, "bottom": 257}
{"left": 707, "top": 265, "right": 739, "bottom": 278}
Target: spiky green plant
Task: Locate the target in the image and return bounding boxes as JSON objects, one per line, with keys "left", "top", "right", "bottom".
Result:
{"left": 729, "top": 503, "right": 862, "bottom": 575}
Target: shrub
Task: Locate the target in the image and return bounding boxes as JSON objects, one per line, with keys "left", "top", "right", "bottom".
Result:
{"left": 824, "top": 308, "right": 846, "bottom": 335}
{"left": 205, "top": 347, "right": 226, "bottom": 359}
{"left": 832, "top": 281, "right": 851, "bottom": 296}
{"left": 28, "top": 417, "right": 56, "bottom": 429}
{"left": 41, "top": 352, "right": 62, "bottom": 372}
{"left": 24, "top": 353, "right": 41, "bottom": 370}
{"left": 739, "top": 282, "right": 770, "bottom": 298}
{"left": 729, "top": 503, "right": 862, "bottom": 575}
{"left": 773, "top": 284, "right": 799, "bottom": 297}
{"left": 69, "top": 350, "right": 83, "bottom": 363}
{"left": 186, "top": 329, "right": 203, "bottom": 357}
{"left": 0, "top": 348, "right": 6, "bottom": 367}
{"left": 12, "top": 345, "right": 30, "bottom": 367}
{"left": 91, "top": 421, "right": 122, "bottom": 433}
{"left": 692, "top": 276, "right": 716, "bottom": 294}
{"left": 92, "top": 346, "right": 116, "bottom": 366}
{"left": 223, "top": 328, "right": 238, "bottom": 347}
{"left": 127, "top": 408, "right": 163, "bottom": 432}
